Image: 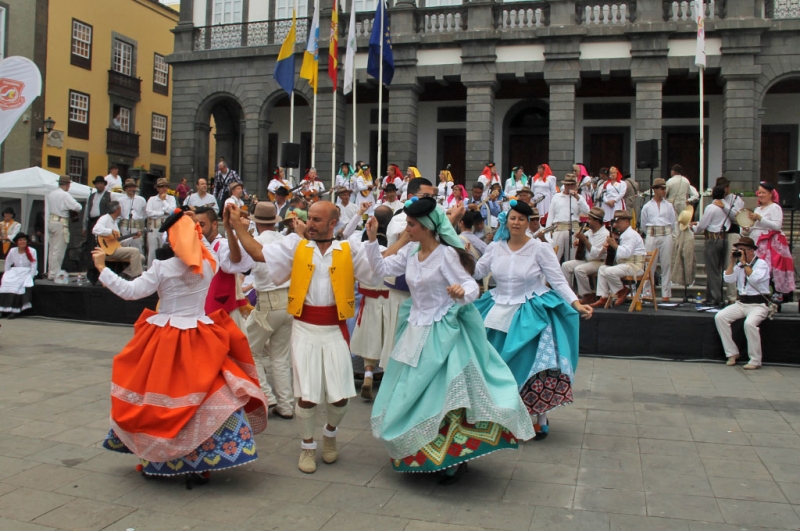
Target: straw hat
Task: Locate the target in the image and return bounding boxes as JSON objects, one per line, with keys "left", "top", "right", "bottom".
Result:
{"left": 58, "top": 175, "right": 71, "bottom": 185}
{"left": 613, "top": 210, "right": 632, "bottom": 221}
{"left": 252, "top": 202, "right": 281, "bottom": 223}
{"left": 652, "top": 178, "right": 667, "bottom": 188}
{"left": 156, "top": 177, "right": 169, "bottom": 188}
{"left": 588, "top": 206, "right": 604, "bottom": 221}
{"left": 678, "top": 205, "right": 694, "bottom": 231}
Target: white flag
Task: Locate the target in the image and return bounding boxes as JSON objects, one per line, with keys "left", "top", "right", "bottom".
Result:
{"left": 343, "top": 0, "right": 357, "bottom": 95}
{"left": 695, "top": 0, "right": 706, "bottom": 67}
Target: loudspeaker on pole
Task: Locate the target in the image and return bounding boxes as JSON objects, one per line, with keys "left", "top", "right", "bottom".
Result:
{"left": 636, "top": 139, "right": 659, "bottom": 170}
{"left": 281, "top": 142, "right": 301, "bottom": 169}
{"left": 777, "top": 170, "right": 799, "bottom": 210}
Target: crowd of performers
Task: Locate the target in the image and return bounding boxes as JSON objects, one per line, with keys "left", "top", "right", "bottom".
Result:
{"left": 87, "top": 169, "right": 597, "bottom": 488}
{"left": 24, "top": 157, "right": 792, "bottom": 488}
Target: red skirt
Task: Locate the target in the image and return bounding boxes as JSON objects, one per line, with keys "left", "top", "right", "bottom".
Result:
{"left": 109, "top": 309, "right": 268, "bottom": 463}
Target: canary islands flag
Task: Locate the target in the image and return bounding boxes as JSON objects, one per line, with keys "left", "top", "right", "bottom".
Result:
{"left": 300, "top": 1, "right": 320, "bottom": 94}
{"left": 274, "top": 11, "right": 297, "bottom": 94}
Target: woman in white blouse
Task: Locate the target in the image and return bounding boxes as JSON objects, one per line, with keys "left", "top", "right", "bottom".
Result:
{"left": 531, "top": 164, "right": 558, "bottom": 218}
{"left": 0, "top": 233, "right": 37, "bottom": 318}
{"left": 91, "top": 210, "right": 268, "bottom": 486}
{"left": 437, "top": 167, "right": 454, "bottom": 204}
{"left": 599, "top": 166, "right": 628, "bottom": 223}
{"left": 473, "top": 200, "right": 592, "bottom": 440}
{"left": 364, "top": 197, "right": 534, "bottom": 484}
{"left": 743, "top": 181, "right": 795, "bottom": 296}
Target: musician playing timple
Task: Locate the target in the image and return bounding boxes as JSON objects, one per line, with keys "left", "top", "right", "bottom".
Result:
{"left": 355, "top": 164, "right": 375, "bottom": 208}
{"left": 716, "top": 176, "right": 745, "bottom": 303}
{"left": 268, "top": 167, "right": 294, "bottom": 198}
{"left": 591, "top": 210, "right": 647, "bottom": 308}
{"left": 145, "top": 178, "right": 176, "bottom": 267}
{"left": 546, "top": 174, "right": 590, "bottom": 262}
{"left": 639, "top": 178, "right": 676, "bottom": 302}
{"left": 526, "top": 208, "right": 545, "bottom": 240}
{"left": 516, "top": 186, "right": 535, "bottom": 206}
{"left": 92, "top": 201, "right": 144, "bottom": 279}
{"left": 561, "top": 206, "right": 609, "bottom": 305}
{"left": 469, "top": 182, "right": 501, "bottom": 223}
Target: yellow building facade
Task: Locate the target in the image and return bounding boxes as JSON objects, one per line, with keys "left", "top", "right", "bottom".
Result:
{"left": 41, "top": 0, "right": 178, "bottom": 186}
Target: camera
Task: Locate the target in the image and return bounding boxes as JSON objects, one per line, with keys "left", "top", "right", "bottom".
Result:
{"left": 732, "top": 250, "right": 742, "bottom": 259}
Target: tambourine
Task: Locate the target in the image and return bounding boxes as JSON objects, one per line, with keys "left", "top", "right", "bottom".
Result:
{"left": 735, "top": 208, "right": 754, "bottom": 228}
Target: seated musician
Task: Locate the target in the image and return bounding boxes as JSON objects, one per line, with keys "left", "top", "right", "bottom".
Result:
{"left": 92, "top": 201, "right": 144, "bottom": 279}
{"left": 591, "top": 210, "right": 646, "bottom": 308}
{"left": 526, "top": 208, "right": 545, "bottom": 240}
{"left": 561, "top": 207, "right": 608, "bottom": 304}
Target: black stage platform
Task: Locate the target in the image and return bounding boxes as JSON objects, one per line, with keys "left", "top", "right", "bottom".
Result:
{"left": 580, "top": 304, "right": 799, "bottom": 365}
{"left": 31, "top": 280, "right": 158, "bottom": 325}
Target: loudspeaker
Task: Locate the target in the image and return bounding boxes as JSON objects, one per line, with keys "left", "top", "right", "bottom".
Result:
{"left": 777, "top": 170, "right": 799, "bottom": 210}
{"left": 139, "top": 173, "right": 159, "bottom": 201}
{"left": 636, "top": 139, "right": 659, "bottom": 170}
{"left": 281, "top": 142, "right": 301, "bottom": 169}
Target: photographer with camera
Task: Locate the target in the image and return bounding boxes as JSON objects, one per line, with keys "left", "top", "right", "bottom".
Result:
{"left": 714, "top": 237, "right": 772, "bottom": 370}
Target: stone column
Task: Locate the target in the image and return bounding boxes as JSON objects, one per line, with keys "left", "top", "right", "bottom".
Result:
{"left": 257, "top": 119, "right": 272, "bottom": 198}
{"left": 546, "top": 80, "right": 579, "bottom": 177}
{"left": 191, "top": 122, "right": 212, "bottom": 182}
{"left": 241, "top": 118, "right": 260, "bottom": 192}
{"left": 173, "top": 0, "right": 195, "bottom": 53}
{"left": 633, "top": 76, "right": 665, "bottom": 184}
{"left": 464, "top": 81, "right": 498, "bottom": 183}
{"left": 721, "top": 74, "right": 759, "bottom": 189}
{"left": 387, "top": 83, "right": 420, "bottom": 171}
{"left": 315, "top": 73, "right": 346, "bottom": 186}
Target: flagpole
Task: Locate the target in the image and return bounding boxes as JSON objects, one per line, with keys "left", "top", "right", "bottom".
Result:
{"left": 352, "top": 66, "right": 357, "bottom": 164}
{"left": 377, "top": 0, "right": 384, "bottom": 180}
{"left": 332, "top": 89, "right": 337, "bottom": 190}
{"left": 290, "top": 0, "right": 298, "bottom": 186}
{"left": 699, "top": 67, "right": 705, "bottom": 214}
{"left": 697, "top": 0, "right": 705, "bottom": 214}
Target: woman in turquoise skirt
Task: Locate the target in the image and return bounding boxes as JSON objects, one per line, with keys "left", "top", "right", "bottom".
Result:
{"left": 473, "top": 200, "right": 593, "bottom": 439}
{"left": 364, "top": 197, "right": 535, "bottom": 484}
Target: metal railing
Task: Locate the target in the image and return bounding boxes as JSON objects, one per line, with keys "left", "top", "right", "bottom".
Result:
{"left": 766, "top": 0, "right": 800, "bottom": 19}
{"left": 108, "top": 70, "right": 141, "bottom": 102}
{"left": 192, "top": 18, "right": 310, "bottom": 51}
{"left": 107, "top": 128, "right": 140, "bottom": 158}
{"left": 576, "top": 0, "right": 636, "bottom": 24}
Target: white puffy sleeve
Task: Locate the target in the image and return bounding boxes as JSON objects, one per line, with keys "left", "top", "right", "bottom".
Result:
{"left": 535, "top": 242, "right": 578, "bottom": 304}
{"left": 263, "top": 233, "right": 301, "bottom": 285}
{"left": 473, "top": 241, "right": 496, "bottom": 280}
{"left": 548, "top": 175, "right": 558, "bottom": 197}
{"left": 99, "top": 261, "right": 160, "bottom": 300}
{"left": 351, "top": 235, "right": 386, "bottom": 285}
{"left": 440, "top": 246, "right": 479, "bottom": 305}
{"left": 217, "top": 239, "right": 255, "bottom": 275}
{"left": 365, "top": 240, "right": 410, "bottom": 278}
{"left": 28, "top": 248, "right": 37, "bottom": 277}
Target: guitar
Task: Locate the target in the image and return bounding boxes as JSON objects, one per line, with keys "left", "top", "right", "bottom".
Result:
{"left": 97, "top": 233, "right": 137, "bottom": 255}
{"left": 468, "top": 190, "right": 500, "bottom": 212}
{"left": 267, "top": 182, "right": 304, "bottom": 202}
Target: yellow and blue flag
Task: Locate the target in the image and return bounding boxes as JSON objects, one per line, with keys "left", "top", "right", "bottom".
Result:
{"left": 300, "top": 1, "right": 320, "bottom": 94}
{"left": 274, "top": 11, "right": 297, "bottom": 94}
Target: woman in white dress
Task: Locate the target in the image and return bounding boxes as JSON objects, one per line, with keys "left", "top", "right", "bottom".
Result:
{"left": 437, "top": 167, "right": 454, "bottom": 204}
{"left": 445, "top": 184, "right": 467, "bottom": 210}
{"left": 531, "top": 164, "right": 558, "bottom": 219}
{"left": 364, "top": 197, "right": 534, "bottom": 483}
{"left": 505, "top": 166, "right": 528, "bottom": 198}
{"left": 0, "top": 233, "right": 37, "bottom": 318}
{"left": 473, "top": 201, "right": 592, "bottom": 439}
{"left": 599, "top": 166, "right": 627, "bottom": 223}
{"left": 574, "top": 163, "right": 594, "bottom": 207}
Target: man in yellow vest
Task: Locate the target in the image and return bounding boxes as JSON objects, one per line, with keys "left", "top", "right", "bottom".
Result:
{"left": 228, "top": 201, "right": 378, "bottom": 474}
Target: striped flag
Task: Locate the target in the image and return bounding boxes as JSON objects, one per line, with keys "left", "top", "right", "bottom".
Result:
{"left": 274, "top": 11, "right": 297, "bottom": 94}
{"left": 329, "top": 0, "right": 339, "bottom": 90}
{"left": 695, "top": 0, "right": 706, "bottom": 67}
{"left": 343, "top": 0, "right": 357, "bottom": 95}
{"left": 300, "top": 0, "right": 320, "bottom": 93}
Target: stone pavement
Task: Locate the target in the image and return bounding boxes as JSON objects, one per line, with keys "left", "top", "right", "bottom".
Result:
{"left": 2, "top": 318, "right": 800, "bottom": 530}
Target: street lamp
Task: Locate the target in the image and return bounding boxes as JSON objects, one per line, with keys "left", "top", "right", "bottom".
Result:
{"left": 35, "top": 117, "right": 56, "bottom": 139}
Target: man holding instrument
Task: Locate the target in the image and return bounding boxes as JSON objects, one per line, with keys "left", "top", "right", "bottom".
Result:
{"left": 591, "top": 210, "right": 646, "bottom": 308}
{"left": 91, "top": 201, "right": 143, "bottom": 279}
{"left": 562, "top": 206, "right": 608, "bottom": 304}
{"left": 546, "top": 174, "right": 589, "bottom": 262}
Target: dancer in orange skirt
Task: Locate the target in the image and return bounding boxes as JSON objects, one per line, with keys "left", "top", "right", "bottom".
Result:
{"left": 92, "top": 209, "right": 268, "bottom": 487}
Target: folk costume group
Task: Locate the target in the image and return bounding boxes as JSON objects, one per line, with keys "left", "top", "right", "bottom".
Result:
{"left": 90, "top": 173, "right": 593, "bottom": 487}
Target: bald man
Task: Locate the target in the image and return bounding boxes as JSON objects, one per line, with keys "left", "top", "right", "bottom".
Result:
{"left": 230, "top": 201, "right": 380, "bottom": 475}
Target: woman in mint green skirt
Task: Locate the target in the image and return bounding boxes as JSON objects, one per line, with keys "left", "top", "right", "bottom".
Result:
{"left": 473, "top": 200, "right": 593, "bottom": 440}
{"left": 364, "top": 197, "right": 534, "bottom": 484}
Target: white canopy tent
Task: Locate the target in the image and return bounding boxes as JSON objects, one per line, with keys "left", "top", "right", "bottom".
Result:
{"left": 0, "top": 167, "right": 90, "bottom": 272}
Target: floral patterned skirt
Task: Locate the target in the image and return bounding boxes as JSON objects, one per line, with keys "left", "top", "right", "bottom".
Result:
{"left": 103, "top": 408, "right": 258, "bottom": 476}
{"left": 391, "top": 408, "right": 519, "bottom": 473}
{"left": 520, "top": 369, "right": 574, "bottom": 415}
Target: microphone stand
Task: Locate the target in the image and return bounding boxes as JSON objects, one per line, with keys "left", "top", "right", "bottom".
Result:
{"left": 565, "top": 192, "right": 573, "bottom": 266}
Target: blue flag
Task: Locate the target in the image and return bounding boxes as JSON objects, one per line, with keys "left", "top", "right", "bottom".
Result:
{"left": 367, "top": 1, "right": 394, "bottom": 85}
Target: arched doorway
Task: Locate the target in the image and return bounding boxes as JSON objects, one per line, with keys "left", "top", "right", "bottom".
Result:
{"left": 503, "top": 100, "right": 549, "bottom": 177}
{"left": 195, "top": 95, "right": 244, "bottom": 182}
{"left": 258, "top": 90, "right": 313, "bottom": 196}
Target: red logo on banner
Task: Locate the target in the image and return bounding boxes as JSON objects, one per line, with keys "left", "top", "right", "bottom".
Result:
{"left": 0, "top": 79, "right": 26, "bottom": 110}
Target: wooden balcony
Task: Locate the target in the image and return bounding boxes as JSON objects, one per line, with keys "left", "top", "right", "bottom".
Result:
{"left": 107, "top": 128, "right": 139, "bottom": 158}
{"left": 108, "top": 70, "right": 141, "bottom": 102}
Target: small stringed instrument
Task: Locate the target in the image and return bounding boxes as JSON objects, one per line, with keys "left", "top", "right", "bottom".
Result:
{"left": 573, "top": 222, "right": 589, "bottom": 260}
{"left": 604, "top": 230, "right": 621, "bottom": 266}
{"left": 97, "top": 234, "right": 136, "bottom": 255}
{"left": 468, "top": 190, "right": 500, "bottom": 211}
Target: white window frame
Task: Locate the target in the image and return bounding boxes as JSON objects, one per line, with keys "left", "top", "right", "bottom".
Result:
{"left": 117, "top": 107, "right": 131, "bottom": 132}
{"left": 68, "top": 156, "right": 84, "bottom": 179}
{"left": 71, "top": 19, "right": 91, "bottom": 60}
{"left": 0, "top": 7, "right": 7, "bottom": 60}
{"left": 69, "top": 91, "right": 89, "bottom": 124}
{"left": 275, "top": 0, "right": 308, "bottom": 19}
{"left": 213, "top": 0, "right": 244, "bottom": 24}
{"left": 152, "top": 114, "right": 167, "bottom": 141}
{"left": 113, "top": 39, "right": 133, "bottom": 76}
{"left": 154, "top": 53, "right": 168, "bottom": 86}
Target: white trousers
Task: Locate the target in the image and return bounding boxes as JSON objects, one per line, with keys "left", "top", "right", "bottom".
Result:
{"left": 245, "top": 290, "right": 294, "bottom": 415}
{"left": 645, "top": 234, "right": 673, "bottom": 298}
{"left": 714, "top": 301, "right": 769, "bottom": 367}
{"left": 550, "top": 230, "right": 577, "bottom": 262}
{"left": 146, "top": 230, "right": 162, "bottom": 267}
{"left": 562, "top": 259, "right": 602, "bottom": 296}
{"left": 120, "top": 228, "right": 144, "bottom": 255}
{"left": 47, "top": 220, "right": 68, "bottom": 278}
{"left": 597, "top": 263, "right": 641, "bottom": 297}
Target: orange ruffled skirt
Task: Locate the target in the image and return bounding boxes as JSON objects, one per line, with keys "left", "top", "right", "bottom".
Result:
{"left": 105, "top": 308, "right": 268, "bottom": 464}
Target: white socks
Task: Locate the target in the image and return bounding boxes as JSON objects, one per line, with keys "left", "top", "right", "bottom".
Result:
{"left": 364, "top": 370, "right": 374, "bottom": 379}
{"left": 323, "top": 426, "right": 337, "bottom": 438}
{"left": 301, "top": 440, "right": 317, "bottom": 450}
